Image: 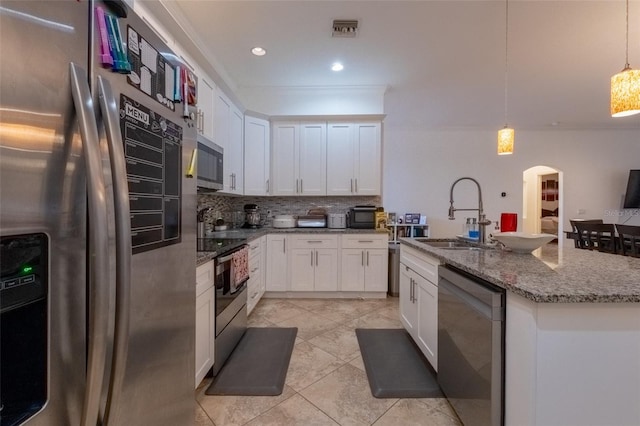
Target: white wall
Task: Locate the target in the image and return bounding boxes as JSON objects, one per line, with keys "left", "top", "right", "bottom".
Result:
{"left": 382, "top": 125, "right": 640, "bottom": 238}
{"left": 237, "top": 86, "right": 386, "bottom": 116}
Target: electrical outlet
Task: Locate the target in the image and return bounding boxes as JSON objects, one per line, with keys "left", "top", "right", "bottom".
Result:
{"left": 577, "top": 208, "right": 586, "bottom": 215}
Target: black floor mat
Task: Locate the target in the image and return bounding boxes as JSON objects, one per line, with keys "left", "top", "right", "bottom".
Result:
{"left": 356, "top": 328, "right": 443, "bottom": 398}
{"left": 205, "top": 327, "right": 297, "bottom": 396}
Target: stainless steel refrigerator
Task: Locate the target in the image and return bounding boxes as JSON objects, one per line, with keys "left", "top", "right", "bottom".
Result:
{"left": 0, "top": 1, "right": 197, "bottom": 425}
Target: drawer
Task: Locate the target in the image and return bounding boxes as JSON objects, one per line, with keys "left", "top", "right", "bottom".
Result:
{"left": 400, "top": 245, "right": 439, "bottom": 284}
{"left": 341, "top": 234, "right": 388, "bottom": 249}
{"left": 248, "top": 238, "right": 262, "bottom": 254}
{"left": 289, "top": 234, "right": 338, "bottom": 249}
{"left": 196, "top": 260, "right": 215, "bottom": 296}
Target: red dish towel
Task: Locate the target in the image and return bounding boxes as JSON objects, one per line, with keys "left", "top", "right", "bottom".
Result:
{"left": 232, "top": 246, "right": 249, "bottom": 286}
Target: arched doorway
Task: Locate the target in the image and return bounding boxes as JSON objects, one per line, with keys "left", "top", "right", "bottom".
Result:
{"left": 523, "top": 166, "right": 564, "bottom": 246}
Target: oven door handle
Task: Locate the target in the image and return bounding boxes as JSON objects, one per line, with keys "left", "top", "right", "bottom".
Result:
{"left": 217, "top": 252, "right": 235, "bottom": 263}
{"left": 230, "top": 279, "right": 248, "bottom": 294}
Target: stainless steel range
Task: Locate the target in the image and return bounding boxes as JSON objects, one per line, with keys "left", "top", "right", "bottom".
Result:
{"left": 198, "top": 239, "right": 249, "bottom": 375}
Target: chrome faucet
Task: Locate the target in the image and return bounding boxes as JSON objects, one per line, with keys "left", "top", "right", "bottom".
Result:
{"left": 448, "top": 177, "right": 492, "bottom": 243}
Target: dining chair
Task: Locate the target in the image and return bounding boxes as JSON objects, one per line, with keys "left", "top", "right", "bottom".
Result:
{"left": 615, "top": 224, "right": 640, "bottom": 257}
{"left": 569, "top": 219, "right": 603, "bottom": 249}
{"left": 573, "top": 222, "right": 617, "bottom": 254}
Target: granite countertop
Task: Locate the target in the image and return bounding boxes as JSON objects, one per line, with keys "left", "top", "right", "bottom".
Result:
{"left": 196, "top": 227, "right": 386, "bottom": 266}
{"left": 400, "top": 238, "right": 640, "bottom": 303}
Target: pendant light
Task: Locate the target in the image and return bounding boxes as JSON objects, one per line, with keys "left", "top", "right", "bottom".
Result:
{"left": 611, "top": 0, "right": 640, "bottom": 117}
{"left": 498, "top": 0, "right": 514, "bottom": 155}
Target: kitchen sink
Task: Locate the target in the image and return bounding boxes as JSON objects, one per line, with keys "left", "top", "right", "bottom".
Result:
{"left": 413, "top": 238, "right": 491, "bottom": 250}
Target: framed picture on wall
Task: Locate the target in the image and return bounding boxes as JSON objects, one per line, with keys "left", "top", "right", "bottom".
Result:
{"left": 547, "top": 180, "right": 556, "bottom": 201}
{"left": 542, "top": 181, "right": 547, "bottom": 201}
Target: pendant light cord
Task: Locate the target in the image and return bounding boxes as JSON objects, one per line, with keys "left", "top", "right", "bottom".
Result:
{"left": 624, "top": 0, "right": 630, "bottom": 68}
{"left": 504, "top": 0, "right": 509, "bottom": 126}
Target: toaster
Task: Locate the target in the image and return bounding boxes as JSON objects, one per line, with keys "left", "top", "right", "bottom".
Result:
{"left": 328, "top": 213, "right": 347, "bottom": 229}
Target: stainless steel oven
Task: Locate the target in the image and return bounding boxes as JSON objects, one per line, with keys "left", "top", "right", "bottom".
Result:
{"left": 212, "top": 244, "right": 248, "bottom": 375}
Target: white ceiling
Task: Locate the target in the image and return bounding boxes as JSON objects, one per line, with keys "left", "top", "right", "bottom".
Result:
{"left": 161, "top": 0, "right": 640, "bottom": 130}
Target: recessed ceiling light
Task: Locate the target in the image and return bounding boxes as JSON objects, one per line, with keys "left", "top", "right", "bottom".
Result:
{"left": 251, "top": 47, "right": 266, "bottom": 56}
{"left": 331, "top": 62, "right": 344, "bottom": 72}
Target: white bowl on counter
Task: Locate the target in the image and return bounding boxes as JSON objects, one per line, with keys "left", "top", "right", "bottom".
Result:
{"left": 491, "top": 232, "right": 556, "bottom": 253}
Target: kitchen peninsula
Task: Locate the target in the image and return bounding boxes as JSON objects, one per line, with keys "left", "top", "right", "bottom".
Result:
{"left": 401, "top": 238, "right": 640, "bottom": 426}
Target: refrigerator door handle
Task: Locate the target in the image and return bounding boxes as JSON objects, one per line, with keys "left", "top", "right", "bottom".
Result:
{"left": 69, "top": 63, "right": 110, "bottom": 426}
{"left": 97, "top": 75, "right": 132, "bottom": 426}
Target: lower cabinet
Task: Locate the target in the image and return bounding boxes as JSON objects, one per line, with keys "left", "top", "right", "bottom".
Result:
{"left": 289, "top": 235, "right": 338, "bottom": 291}
{"left": 340, "top": 234, "right": 388, "bottom": 292}
{"left": 263, "top": 232, "right": 389, "bottom": 295}
{"left": 399, "top": 245, "right": 439, "bottom": 370}
{"left": 247, "top": 236, "right": 266, "bottom": 314}
{"left": 265, "top": 234, "right": 288, "bottom": 292}
{"left": 195, "top": 260, "right": 215, "bottom": 387}
{"left": 399, "top": 264, "right": 418, "bottom": 335}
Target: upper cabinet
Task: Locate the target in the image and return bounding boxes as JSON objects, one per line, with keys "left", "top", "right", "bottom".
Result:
{"left": 196, "top": 77, "right": 215, "bottom": 140}
{"left": 271, "top": 122, "right": 327, "bottom": 196}
{"left": 271, "top": 120, "right": 381, "bottom": 196}
{"left": 244, "top": 115, "right": 270, "bottom": 196}
{"left": 327, "top": 122, "right": 381, "bottom": 196}
{"left": 215, "top": 90, "right": 243, "bottom": 195}
{"left": 227, "top": 105, "right": 244, "bottom": 195}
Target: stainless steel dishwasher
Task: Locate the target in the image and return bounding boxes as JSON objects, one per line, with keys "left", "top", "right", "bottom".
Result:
{"left": 438, "top": 265, "right": 505, "bottom": 426}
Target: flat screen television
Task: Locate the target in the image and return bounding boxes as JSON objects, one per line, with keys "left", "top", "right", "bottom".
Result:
{"left": 623, "top": 170, "right": 640, "bottom": 208}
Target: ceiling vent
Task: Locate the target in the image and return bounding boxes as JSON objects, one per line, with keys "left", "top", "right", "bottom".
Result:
{"left": 332, "top": 20, "right": 358, "bottom": 38}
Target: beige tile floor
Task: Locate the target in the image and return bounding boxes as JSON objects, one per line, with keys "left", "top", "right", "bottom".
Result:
{"left": 195, "top": 297, "right": 462, "bottom": 426}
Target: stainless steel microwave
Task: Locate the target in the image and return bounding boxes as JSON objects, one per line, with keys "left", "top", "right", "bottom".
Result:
{"left": 197, "top": 135, "right": 223, "bottom": 191}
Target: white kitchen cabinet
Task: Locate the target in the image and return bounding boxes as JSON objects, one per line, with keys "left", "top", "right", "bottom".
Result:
{"left": 227, "top": 105, "right": 244, "bottom": 194}
{"left": 288, "top": 235, "right": 338, "bottom": 291}
{"left": 271, "top": 122, "right": 326, "bottom": 196}
{"left": 265, "top": 234, "right": 288, "bottom": 292}
{"left": 196, "top": 77, "right": 215, "bottom": 139}
{"left": 244, "top": 115, "right": 270, "bottom": 195}
{"left": 195, "top": 260, "right": 215, "bottom": 387}
{"left": 247, "top": 236, "right": 266, "bottom": 314}
{"left": 399, "top": 245, "right": 439, "bottom": 370}
{"left": 416, "top": 273, "right": 437, "bottom": 367}
{"left": 399, "top": 264, "right": 417, "bottom": 335}
{"left": 326, "top": 122, "right": 381, "bottom": 196}
{"left": 215, "top": 90, "right": 243, "bottom": 194}
{"left": 340, "top": 234, "right": 388, "bottom": 292}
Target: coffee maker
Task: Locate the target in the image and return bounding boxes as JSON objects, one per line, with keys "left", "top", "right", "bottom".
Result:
{"left": 243, "top": 204, "right": 261, "bottom": 228}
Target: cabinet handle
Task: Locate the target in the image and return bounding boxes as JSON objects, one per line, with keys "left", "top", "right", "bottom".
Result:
{"left": 355, "top": 178, "right": 358, "bottom": 193}
{"left": 409, "top": 278, "right": 413, "bottom": 301}
{"left": 283, "top": 239, "right": 286, "bottom": 253}
{"left": 310, "top": 250, "right": 314, "bottom": 267}
{"left": 361, "top": 251, "right": 364, "bottom": 266}
{"left": 350, "top": 178, "right": 354, "bottom": 193}
{"left": 307, "top": 240, "right": 323, "bottom": 243}
{"left": 300, "top": 179, "right": 304, "bottom": 193}
{"left": 315, "top": 250, "right": 319, "bottom": 266}
{"left": 366, "top": 251, "right": 369, "bottom": 266}
{"left": 358, "top": 240, "right": 374, "bottom": 243}
{"left": 266, "top": 179, "right": 270, "bottom": 194}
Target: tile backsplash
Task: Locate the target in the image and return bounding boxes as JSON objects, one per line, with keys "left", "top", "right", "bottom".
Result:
{"left": 197, "top": 194, "right": 381, "bottom": 229}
